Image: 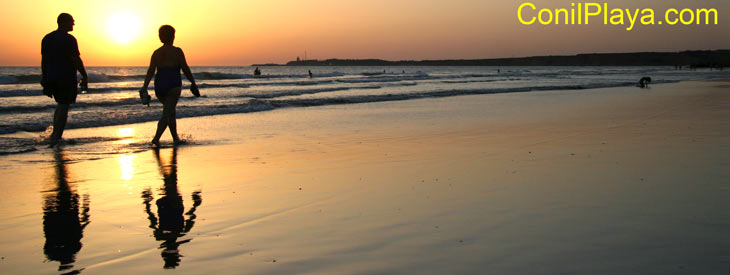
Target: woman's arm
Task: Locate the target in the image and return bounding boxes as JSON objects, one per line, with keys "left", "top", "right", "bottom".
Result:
{"left": 179, "top": 48, "right": 200, "bottom": 97}
{"left": 142, "top": 53, "right": 156, "bottom": 90}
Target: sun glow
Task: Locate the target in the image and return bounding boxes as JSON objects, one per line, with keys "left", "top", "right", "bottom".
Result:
{"left": 107, "top": 12, "right": 141, "bottom": 44}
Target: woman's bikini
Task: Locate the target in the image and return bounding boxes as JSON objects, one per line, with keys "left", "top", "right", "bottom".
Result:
{"left": 154, "top": 66, "right": 182, "bottom": 99}
{"left": 154, "top": 47, "right": 183, "bottom": 99}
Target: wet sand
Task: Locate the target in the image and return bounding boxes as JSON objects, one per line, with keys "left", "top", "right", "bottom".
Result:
{"left": 0, "top": 81, "right": 728, "bottom": 274}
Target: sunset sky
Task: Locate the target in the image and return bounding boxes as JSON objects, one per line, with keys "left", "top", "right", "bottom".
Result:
{"left": 1, "top": 0, "right": 728, "bottom": 66}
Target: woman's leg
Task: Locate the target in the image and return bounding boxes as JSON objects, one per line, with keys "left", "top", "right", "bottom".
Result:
{"left": 152, "top": 88, "right": 181, "bottom": 146}
{"left": 165, "top": 89, "right": 181, "bottom": 143}
{"left": 152, "top": 103, "right": 168, "bottom": 146}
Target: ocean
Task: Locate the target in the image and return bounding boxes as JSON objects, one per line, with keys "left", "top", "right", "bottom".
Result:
{"left": 0, "top": 65, "right": 728, "bottom": 154}
{"left": 0, "top": 66, "right": 728, "bottom": 274}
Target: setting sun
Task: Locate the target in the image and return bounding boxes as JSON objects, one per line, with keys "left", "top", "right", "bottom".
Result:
{"left": 107, "top": 12, "right": 141, "bottom": 44}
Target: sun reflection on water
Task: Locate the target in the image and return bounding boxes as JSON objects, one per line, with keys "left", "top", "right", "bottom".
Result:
{"left": 117, "top": 127, "right": 136, "bottom": 145}
{"left": 118, "top": 154, "right": 136, "bottom": 181}
{"left": 117, "top": 127, "right": 135, "bottom": 138}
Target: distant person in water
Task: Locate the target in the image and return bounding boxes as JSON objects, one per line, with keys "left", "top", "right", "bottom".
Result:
{"left": 41, "top": 13, "right": 88, "bottom": 146}
{"left": 638, "top": 77, "right": 651, "bottom": 88}
{"left": 254, "top": 67, "right": 261, "bottom": 76}
{"left": 140, "top": 25, "right": 201, "bottom": 147}
{"left": 308, "top": 70, "right": 313, "bottom": 78}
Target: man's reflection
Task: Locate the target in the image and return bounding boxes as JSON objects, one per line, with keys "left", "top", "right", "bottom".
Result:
{"left": 142, "top": 147, "right": 202, "bottom": 269}
{"left": 43, "top": 149, "right": 90, "bottom": 272}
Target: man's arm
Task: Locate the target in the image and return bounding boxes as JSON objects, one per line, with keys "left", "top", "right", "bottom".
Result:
{"left": 41, "top": 38, "right": 47, "bottom": 87}
{"left": 41, "top": 56, "right": 47, "bottom": 86}
{"left": 40, "top": 38, "right": 52, "bottom": 97}
{"left": 74, "top": 55, "right": 88, "bottom": 89}
{"left": 70, "top": 36, "right": 87, "bottom": 89}
{"left": 40, "top": 55, "right": 52, "bottom": 97}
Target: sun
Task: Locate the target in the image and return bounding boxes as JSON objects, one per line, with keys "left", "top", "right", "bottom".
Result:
{"left": 107, "top": 12, "right": 141, "bottom": 44}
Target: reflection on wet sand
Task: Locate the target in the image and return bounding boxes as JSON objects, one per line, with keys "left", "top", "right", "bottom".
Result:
{"left": 42, "top": 149, "right": 90, "bottom": 273}
{"left": 142, "top": 147, "right": 202, "bottom": 269}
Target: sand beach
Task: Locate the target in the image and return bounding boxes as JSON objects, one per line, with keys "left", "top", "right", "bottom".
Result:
{"left": 0, "top": 80, "right": 728, "bottom": 274}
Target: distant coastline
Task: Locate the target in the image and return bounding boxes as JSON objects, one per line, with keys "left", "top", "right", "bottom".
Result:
{"left": 253, "top": 50, "right": 730, "bottom": 67}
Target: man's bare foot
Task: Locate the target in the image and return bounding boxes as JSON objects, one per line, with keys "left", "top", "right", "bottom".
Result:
{"left": 173, "top": 139, "right": 183, "bottom": 146}
{"left": 48, "top": 138, "right": 61, "bottom": 148}
{"left": 151, "top": 139, "right": 161, "bottom": 147}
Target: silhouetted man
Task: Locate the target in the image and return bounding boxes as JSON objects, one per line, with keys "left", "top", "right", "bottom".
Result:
{"left": 42, "top": 13, "right": 88, "bottom": 146}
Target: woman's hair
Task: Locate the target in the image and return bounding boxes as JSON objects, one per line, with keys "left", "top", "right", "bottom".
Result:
{"left": 159, "top": 25, "right": 175, "bottom": 44}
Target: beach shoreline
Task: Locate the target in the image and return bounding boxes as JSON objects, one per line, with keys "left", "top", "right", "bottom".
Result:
{"left": 0, "top": 80, "right": 728, "bottom": 274}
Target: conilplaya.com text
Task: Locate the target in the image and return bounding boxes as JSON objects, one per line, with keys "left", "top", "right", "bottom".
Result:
{"left": 518, "top": 2, "right": 719, "bottom": 31}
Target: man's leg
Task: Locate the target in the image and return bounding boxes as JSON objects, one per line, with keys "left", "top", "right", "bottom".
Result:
{"left": 51, "top": 103, "right": 69, "bottom": 142}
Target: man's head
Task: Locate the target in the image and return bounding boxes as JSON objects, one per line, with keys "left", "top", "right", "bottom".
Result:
{"left": 159, "top": 25, "right": 175, "bottom": 44}
{"left": 57, "top": 13, "right": 74, "bottom": 32}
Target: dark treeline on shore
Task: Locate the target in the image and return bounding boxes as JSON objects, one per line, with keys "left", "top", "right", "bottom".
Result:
{"left": 254, "top": 50, "right": 730, "bottom": 67}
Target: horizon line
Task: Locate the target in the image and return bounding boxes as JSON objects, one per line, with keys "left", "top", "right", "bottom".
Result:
{"left": 3, "top": 49, "right": 728, "bottom": 67}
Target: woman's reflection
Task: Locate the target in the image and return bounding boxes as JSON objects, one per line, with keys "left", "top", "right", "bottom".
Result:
{"left": 43, "top": 149, "right": 90, "bottom": 272}
{"left": 142, "top": 147, "right": 202, "bottom": 269}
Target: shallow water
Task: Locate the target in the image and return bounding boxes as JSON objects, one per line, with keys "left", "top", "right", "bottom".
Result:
{"left": 1, "top": 66, "right": 729, "bottom": 140}
{"left": 0, "top": 81, "right": 728, "bottom": 274}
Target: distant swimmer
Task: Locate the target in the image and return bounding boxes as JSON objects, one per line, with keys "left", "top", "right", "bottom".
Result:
{"left": 308, "top": 70, "right": 313, "bottom": 78}
{"left": 638, "top": 77, "right": 652, "bottom": 88}
{"left": 253, "top": 67, "right": 261, "bottom": 76}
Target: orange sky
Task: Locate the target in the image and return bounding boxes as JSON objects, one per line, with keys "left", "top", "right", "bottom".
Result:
{"left": 1, "top": 0, "right": 728, "bottom": 66}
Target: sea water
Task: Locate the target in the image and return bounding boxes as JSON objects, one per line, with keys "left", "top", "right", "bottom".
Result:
{"left": 0, "top": 66, "right": 727, "bottom": 154}
{"left": 0, "top": 67, "right": 728, "bottom": 274}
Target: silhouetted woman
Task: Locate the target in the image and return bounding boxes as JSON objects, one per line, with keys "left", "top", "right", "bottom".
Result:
{"left": 43, "top": 149, "right": 90, "bottom": 272}
{"left": 140, "top": 25, "right": 201, "bottom": 147}
{"left": 142, "top": 147, "right": 202, "bottom": 269}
